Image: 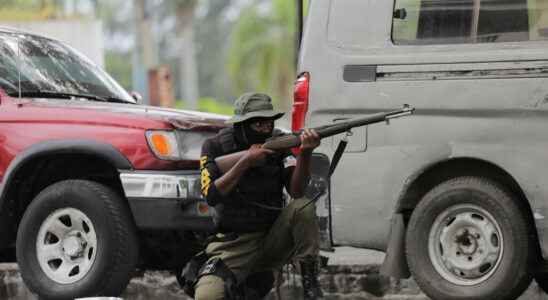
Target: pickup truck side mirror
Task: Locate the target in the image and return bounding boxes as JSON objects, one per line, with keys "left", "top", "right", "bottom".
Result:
{"left": 130, "top": 91, "right": 143, "bottom": 104}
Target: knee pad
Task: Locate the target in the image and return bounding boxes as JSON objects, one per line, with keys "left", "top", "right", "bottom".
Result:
{"left": 194, "top": 276, "right": 225, "bottom": 300}
{"left": 198, "top": 258, "right": 242, "bottom": 300}
{"left": 179, "top": 251, "right": 209, "bottom": 298}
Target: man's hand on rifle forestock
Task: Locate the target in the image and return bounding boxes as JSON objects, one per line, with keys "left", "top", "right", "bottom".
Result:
{"left": 288, "top": 129, "right": 320, "bottom": 198}
{"left": 300, "top": 129, "right": 321, "bottom": 153}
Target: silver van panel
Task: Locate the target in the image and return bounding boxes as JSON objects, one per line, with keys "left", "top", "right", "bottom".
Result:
{"left": 301, "top": 0, "right": 548, "bottom": 257}
{"left": 377, "top": 61, "right": 548, "bottom": 81}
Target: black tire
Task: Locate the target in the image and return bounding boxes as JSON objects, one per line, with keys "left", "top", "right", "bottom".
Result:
{"left": 406, "top": 176, "right": 532, "bottom": 300}
{"left": 16, "top": 180, "right": 139, "bottom": 300}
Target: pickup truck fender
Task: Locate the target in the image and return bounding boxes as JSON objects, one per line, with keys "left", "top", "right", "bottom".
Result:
{"left": 0, "top": 139, "right": 133, "bottom": 210}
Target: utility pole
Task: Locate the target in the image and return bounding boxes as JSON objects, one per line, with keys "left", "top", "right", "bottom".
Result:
{"left": 133, "top": 0, "right": 158, "bottom": 104}
{"left": 175, "top": 1, "right": 199, "bottom": 110}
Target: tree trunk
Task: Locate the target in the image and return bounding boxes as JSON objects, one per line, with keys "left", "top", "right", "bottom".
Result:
{"left": 176, "top": 3, "right": 199, "bottom": 110}
{"left": 179, "top": 24, "right": 199, "bottom": 110}
{"left": 91, "top": 0, "right": 99, "bottom": 18}
{"left": 133, "top": 0, "right": 158, "bottom": 104}
{"left": 134, "top": 0, "right": 157, "bottom": 68}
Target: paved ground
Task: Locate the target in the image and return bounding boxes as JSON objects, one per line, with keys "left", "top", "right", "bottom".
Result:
{"left": 1, "top": 247, "right": 548, "bottom": 299}
{"left": 322, "top": 246, "right": 386, "bottom": 266}
{"left": 322, "top": 247, "right": 548, "bottom": 300}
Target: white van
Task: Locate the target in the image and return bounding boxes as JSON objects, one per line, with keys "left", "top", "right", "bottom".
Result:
{"left": 295, "top": 1, "right": 548, "bottom": 299}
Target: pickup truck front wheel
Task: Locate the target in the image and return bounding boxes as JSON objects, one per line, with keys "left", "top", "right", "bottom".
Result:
{"left": 16, "top": 180, "right": 139, "bottom": 300}
{"left": 406, "top": 177, "right": 532, "bottom": 300}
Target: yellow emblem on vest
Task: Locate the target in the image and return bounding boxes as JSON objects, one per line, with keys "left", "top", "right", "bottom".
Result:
{"left": 200, "top": 156, "right": 208, "bottom": 169}
{"left": 200, "top": 156, "right": 212, "bottom": 196}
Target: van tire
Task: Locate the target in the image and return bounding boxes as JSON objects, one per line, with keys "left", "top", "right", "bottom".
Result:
{"left": 16, "top": 180, "right": 139, "bottom": 300}
{"left": 406, "top": 176, "right": 532, "bottom": 300}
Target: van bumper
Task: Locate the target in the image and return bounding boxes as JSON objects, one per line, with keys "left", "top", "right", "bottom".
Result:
{"left": 119, "top": 171, "right": 214, "bottom": 231}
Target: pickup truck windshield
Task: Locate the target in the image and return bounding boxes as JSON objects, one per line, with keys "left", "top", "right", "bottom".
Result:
{"left": 0, "top": 33, "right": 134, "bottom": 103}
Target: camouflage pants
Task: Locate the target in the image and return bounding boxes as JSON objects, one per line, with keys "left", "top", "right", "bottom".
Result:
{"left": 194, "top": 197, "right": 320, "bottom": 300}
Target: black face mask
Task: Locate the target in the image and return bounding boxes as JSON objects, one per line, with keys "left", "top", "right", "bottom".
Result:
{"left": 237, "top": 123, "right": 273, "bottom": 146}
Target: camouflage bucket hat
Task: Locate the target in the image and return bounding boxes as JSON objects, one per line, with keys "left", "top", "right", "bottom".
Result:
{"left": 226, "top": 92, "right": 285, "bottom": 124}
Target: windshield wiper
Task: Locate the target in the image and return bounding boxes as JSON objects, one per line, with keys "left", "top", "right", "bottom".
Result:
{"left": 10, "top": 91, "right": 133, "bottom": 103}
{"left": 105, "top": 96, "right": 135, "bottom": 104}
{"left": 11, "top": 91, "right": 108, "bottom": 102}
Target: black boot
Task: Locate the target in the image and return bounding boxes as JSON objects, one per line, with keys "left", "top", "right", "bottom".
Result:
{"left": 300, "top": 256, "right": 323, "bottom": 299}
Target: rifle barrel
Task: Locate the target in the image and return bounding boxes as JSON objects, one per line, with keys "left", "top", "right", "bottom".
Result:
{"left": 316, "top": 106, "right": 413, "bottom": 138}
{"left": 262, "top": 105, "right": 414, "bottom": 150}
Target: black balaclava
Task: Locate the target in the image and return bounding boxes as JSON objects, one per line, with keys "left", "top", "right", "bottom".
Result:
{"left": 235, "top": 121, "right": 273, "bottom": 146}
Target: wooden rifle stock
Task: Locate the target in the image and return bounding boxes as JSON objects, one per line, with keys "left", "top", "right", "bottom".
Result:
{"left": 214, "top": 105, "right": 415, "bottom": 173}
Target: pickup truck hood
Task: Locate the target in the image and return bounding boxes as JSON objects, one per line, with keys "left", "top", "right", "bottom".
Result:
{"left": 15, "top": 98, "right": 230, "bottom": 131}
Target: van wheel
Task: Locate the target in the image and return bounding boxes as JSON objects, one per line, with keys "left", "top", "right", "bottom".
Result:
{"left": 406, "top": 177, "right": 532, "bottom": 300}
{"left": 16, "top": 180, "right": 139, "bottom": 300}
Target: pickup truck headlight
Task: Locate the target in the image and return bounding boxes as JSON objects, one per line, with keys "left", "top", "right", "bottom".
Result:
{"left": 146, "top": 130, "right": 215, "bottom": 161}
{"left": 145, "top": 130, "right": 181, "bottom": 160}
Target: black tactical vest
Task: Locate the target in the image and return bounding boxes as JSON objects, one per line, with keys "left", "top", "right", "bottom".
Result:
{"left": 212, "top": 127, "right": 285, "bottom": 233}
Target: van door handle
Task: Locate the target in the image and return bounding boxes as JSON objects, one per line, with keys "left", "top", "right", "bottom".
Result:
{"left": 343, "top": 65, "right": 377, "bottom": 82}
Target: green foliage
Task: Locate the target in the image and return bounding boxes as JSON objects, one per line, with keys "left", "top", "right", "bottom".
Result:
{"left": 175, "top": 98, "right": 233, "bottom": 116}
{"left": 0, "top": 0, "right": 39, "bottom": 9}
{"left": 98, "top": 0, "right": 131, "bottom": 35}
{"left": 194, "top": 0, "right": 235, "bottom": 104}
{"left": 0, "top": 0, "right": 57, "bottom": 21}
{"left": 105, "top": 50, "right": 132, "bottom": 90}
{"left": 227, "top": 0, "right": 296, "bottom": 110}
{"left": 0, "top": 0, "right": 98, "bottom": 20}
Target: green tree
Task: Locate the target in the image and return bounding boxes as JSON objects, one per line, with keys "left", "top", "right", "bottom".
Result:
{"left": 194, "top": 0, "right": 235, "bottom": 103}
{"left": 227, "top": 0, "right": 296, "bottom": 111}
{"left": 0, "top": 0, "right": 39, "bottom": 9}
{"left": 0, "top": 0, "right": 60, "bottom": 20}
{"left": 105, "top": 50, "right": 132, "bottom": 90}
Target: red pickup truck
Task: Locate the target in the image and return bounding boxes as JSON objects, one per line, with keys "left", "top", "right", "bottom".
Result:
{"left": 0, "top": 28, "right": 230, "bottom": 299}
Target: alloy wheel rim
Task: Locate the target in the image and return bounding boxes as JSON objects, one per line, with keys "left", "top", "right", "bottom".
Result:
{"left": 36, "top": 208, "right": 98, "bottom": 284}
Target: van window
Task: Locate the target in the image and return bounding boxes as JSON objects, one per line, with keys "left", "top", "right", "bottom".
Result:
{"left": 393, "top": 0, "right": 548, "bottom": 45}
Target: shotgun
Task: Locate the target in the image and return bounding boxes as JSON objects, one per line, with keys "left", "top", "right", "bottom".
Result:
{"left": 215, "top": 105, "right": 415, "bottom": 173}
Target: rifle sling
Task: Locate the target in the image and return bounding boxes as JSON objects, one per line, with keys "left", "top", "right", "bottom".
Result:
{"left": 329, "top": 139, "right": 348, "bottom": 177}
{"left": 298, "top": 138, "right": 348, "bottom": 212}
